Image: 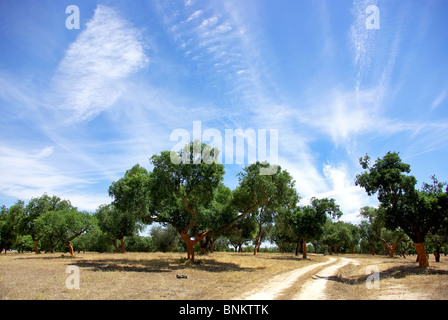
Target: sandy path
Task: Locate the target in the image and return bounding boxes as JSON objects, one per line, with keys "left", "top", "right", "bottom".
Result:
{"left": 294, "top": 257, "right": 358, "bottom": 300}
{"left": 237, "top": 257, "right": 337, "bottom": 300}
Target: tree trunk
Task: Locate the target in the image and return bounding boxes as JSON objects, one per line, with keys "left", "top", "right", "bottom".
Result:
{"left": 120, "top": 237, "right": 126, "bottom": 253}
{"left": 302, "top": 237, "right": 307, "bottom": 259}
{"left": 180, "top": 232, "right": 195, "bottom": 262}
{"left": 414, "top": 242, "right": 429, "bottom": 268}
{"left": 209, "top": 236, "right": 215, "bottom": 253}
{"left": 200, "top": 235, "right": 213, "bottom": 255}
{"left": 200, "top": 237, "right": 208, "bottom": 255}
{"left": 179, "top": 231, "right": 208, "bottom": 262}
{"left": 295, "top": 236, "right": 301, "bottom": 256}
{"left": 113, "top": 239, "right": 119, "bottom": 253}
{"left": 33, "top": 240, "right": 40, "bottom": 254}
{"left": 383, "top": 242, "right": 397, "bottom": 258}
{"left": 434, "top": 245, "right": 441, "bottom": 262}
{"left": 254, "top": 236, "right": 262, "bottom": 255}
{"left": 254, "top": 219, "right": 263, "bottom": 256}
{"left": 67, "top": 242, "right": 74, "bottom": 256}
{"left": 380, "top": 236, "right": 402, "bottom": 258}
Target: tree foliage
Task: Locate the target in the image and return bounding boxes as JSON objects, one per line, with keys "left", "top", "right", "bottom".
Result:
{"left": 36, "top": 208, "right": 96, "bottom": 255}
{"left": 356, "top": 152, "right": 448, "bottom": 267}
{"left": 1, "top": 147, "right": 446, "bottom": 263}
{"left": 96, "top": 203, "right": 143, "bottom": 253}
{"left": 287, "top": 197, "right": 342, "bottom": 258}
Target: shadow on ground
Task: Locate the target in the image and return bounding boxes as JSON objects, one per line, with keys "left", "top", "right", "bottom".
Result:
{"left": 316, "top": 264, "right": 448, "bottom": 285}
{"left": 14, "top": 254, "right": 76, "bottom": 260}
{"left": 71, "top": 257, "right": 261, "bottom": 273}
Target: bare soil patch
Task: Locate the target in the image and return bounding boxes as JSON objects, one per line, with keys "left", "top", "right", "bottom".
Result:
{"left": 239, "top": 256, "right": 333, "bottom": 300}
{"left": 293, "top": 257, "right": 356, "bottom": 300}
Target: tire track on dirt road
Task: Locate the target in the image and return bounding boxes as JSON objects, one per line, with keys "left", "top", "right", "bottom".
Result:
{"left": 294, "top": 257, "right": 359, "bottom": 300}
{"left": 237, "top": 257, "right": 337, "bottom": 300}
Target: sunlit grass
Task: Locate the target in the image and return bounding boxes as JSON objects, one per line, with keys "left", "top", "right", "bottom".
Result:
{"left": 2, "top": 251, "right": 447, "bottom": 300}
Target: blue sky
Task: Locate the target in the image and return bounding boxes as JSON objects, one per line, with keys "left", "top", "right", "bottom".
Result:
{"left": 1, "top": 0, "right": 447, "bottom": 223}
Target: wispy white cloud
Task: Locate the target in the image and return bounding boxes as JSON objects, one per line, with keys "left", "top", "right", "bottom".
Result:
{"left": 0, "top": 70, "right": 44, "bottom": 118}
{"left": 431, "top": 88, "right": 448, "bottom": 111}
{"left": 346, "top": 0, "right": 448, "bottom": 163}
{"left": 0, "top": 144, "right": 84, "bottom": 199}
{"left": 296, "top": 88, "right": 380, "bottom": 145}
{"left": 349, "top": 0, "right": 380, "bottom": 90}
{"left": 314, "top": 163, "right": 377, "bottom": 222}
{"left": 0, "top": 5, "right": 154, "bottom": 210}
{"left": 165, "top": 1, "right": 375, "bottom": 221}
{"left": 51, "top": 5, "right": 149, "bottom": 123}
{"left": 161, "top": 0, "right": 276, "bottom": 112}
{"left": 0, "top": 138, "right": 118, "bottom": 211}
{"left": 186, "top": 10, "right": 203, "bottom": 22}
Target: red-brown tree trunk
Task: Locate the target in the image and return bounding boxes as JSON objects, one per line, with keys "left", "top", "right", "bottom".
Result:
{"left": 302, "top": 237, "right": 307, "bottom": 259}
{"left": 414, "top": 242, "right": 429, "bottom": 268}
{"left": 180, "top": 232, "right": 195, "bottom": 262}
{"left": 179, "top": 232, "right": 208, "bottom": 262}
{"left": 383, "top": 242, "right": 397, "bottom": 257}
{"left": 113, "top": 239, "right": 119, "bottom": 253}
{"left": 33, "top": 240, "right": 40, "bottom": 254}
{"left": 67, "top": 243, "right": 74, "bottom": 256}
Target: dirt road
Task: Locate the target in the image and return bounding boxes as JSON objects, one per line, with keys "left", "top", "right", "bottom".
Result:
{"left": 237, "top": 256, "right": 358, "bottom": 300}
{"left": 294, "top": 257, "right": 358, "bottom": 300}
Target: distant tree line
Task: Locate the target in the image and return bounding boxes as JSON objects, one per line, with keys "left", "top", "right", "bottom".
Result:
{"left": 1, "top": 146, "right": 447, "bottom": 267}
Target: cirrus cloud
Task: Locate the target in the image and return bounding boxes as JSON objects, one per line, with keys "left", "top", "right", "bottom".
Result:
{"left": 51, "top": 5, "right": 149, "bottom": 123}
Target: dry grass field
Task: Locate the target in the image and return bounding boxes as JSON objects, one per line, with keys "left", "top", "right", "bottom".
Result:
{"left": 1, "top": 251, "right": 447, "bottom": 300}
{"left": 325, "top": 254, "right": 448, "bottom": 300}
{"left": 0, "top": 251, "right": 326, "bottom": 300}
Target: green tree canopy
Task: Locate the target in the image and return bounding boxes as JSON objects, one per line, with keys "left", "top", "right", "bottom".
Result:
{"left": 109, "top": 142, "right": 298, "bottom": 262}
{"left": 355, "top": 152, "right": 448, "bottom": 267}
{"left": 289, "top": 197, "right": 342, "bottom": 258}
{"left": 96, "top": 203, "right": 143, "bottom": 253}
{"left": 0, "top": 201, "right": 25, "bottom": 253}
{"left": 36, "top": 208, "right": 96, "bottom": 256}
{"left": 20, "top": 194, "right": 74, "bottom": 254}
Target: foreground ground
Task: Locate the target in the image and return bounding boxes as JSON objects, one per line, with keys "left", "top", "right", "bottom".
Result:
{"left": 1, "top": 251, "right": 447, "bottom": 300}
